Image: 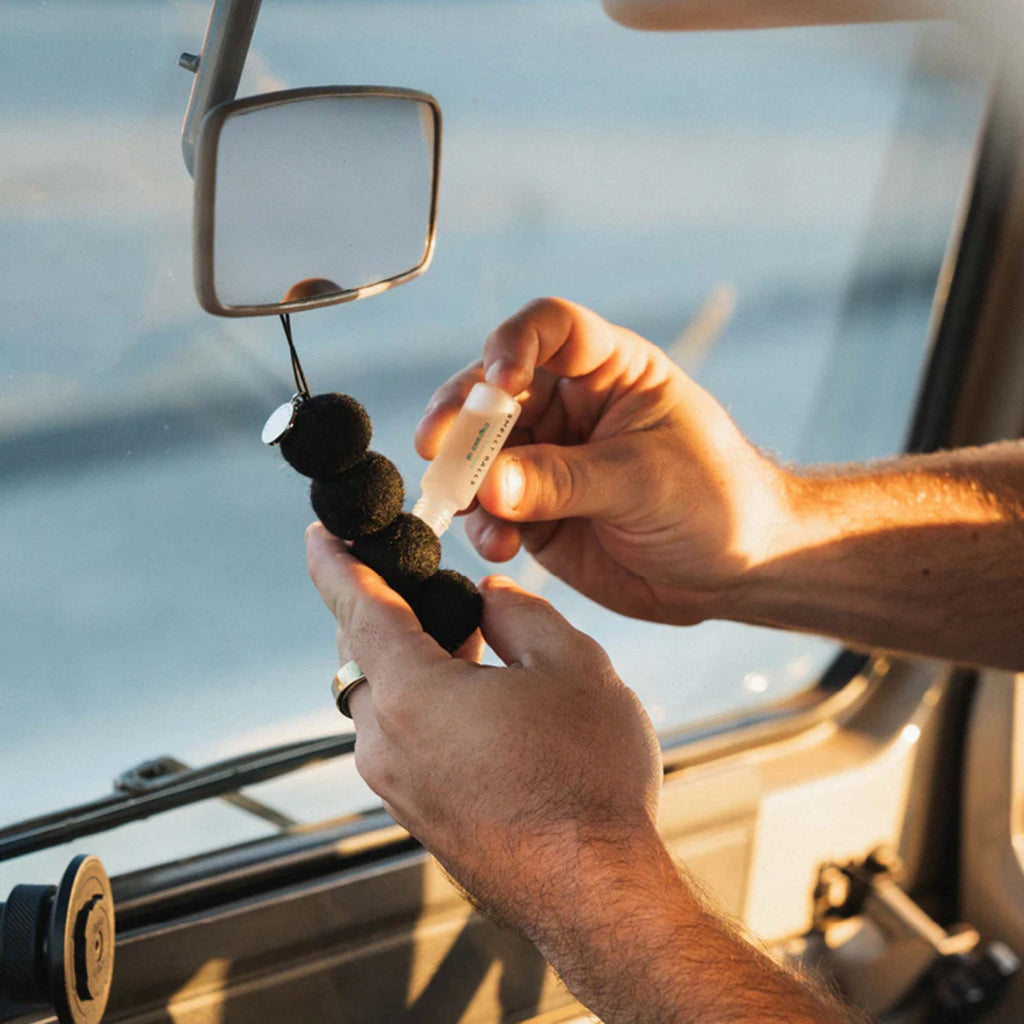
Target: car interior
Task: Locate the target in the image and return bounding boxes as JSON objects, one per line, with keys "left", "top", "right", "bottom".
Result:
{"left": 2, "top": 1, "right": 1023, "bottom": 1022}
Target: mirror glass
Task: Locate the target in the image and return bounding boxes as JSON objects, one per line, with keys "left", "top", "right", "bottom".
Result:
{"left": 196, "top": 90, "right": 439, "bottom": 316}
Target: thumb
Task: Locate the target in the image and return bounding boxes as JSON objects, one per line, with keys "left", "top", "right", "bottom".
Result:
{"left": 479, "top": 575, "right": 585, "bottom": 668}
{"left": 478, "top": 440, "right": 637, "bottom": 523}
{"left": 305, "top": 522, "right": 446, "bottom": 683}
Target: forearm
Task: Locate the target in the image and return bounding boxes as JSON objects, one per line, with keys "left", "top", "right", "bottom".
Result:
{"left": 522, "top": 825, "right": 855, "bottom": 1024}
{"left": 727, "top": 441, "right": 1024, "bottom": 670}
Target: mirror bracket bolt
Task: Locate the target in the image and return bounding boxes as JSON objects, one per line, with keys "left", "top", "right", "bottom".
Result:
{"left": 178, "top": 52, "right": 201, "bottom": 73}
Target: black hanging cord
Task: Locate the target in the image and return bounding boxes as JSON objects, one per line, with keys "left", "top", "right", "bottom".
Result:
{"left": 279, "top": 313, "right": 311, "bottom": 400}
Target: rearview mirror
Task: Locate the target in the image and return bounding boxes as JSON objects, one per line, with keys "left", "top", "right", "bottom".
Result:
{"left": 193, "top": 86, "right": 441, "bottom": 317}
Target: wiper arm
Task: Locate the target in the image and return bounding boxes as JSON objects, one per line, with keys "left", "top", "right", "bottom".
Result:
{"left": 116, "top": 755, "right": 299, "bottom": 831}
{"left": 0, "top": 732, "right": 355, "bottom": 862}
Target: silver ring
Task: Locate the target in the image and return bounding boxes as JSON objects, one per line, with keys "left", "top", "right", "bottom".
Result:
{"left": 331, "top": 659, "right": 368, "bottom": 718}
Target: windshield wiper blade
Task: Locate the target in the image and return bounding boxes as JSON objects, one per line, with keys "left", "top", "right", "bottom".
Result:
{"left": 0, "top": 732, "right": 355, "bottom": 862}
{"left": 116, "top": 755, "right": 299, "bottom": 831}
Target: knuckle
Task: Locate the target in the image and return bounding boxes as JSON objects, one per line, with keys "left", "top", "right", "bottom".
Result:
{"left": 519, "top": 296, "right": 555, "bottom": 319}
{"left": 486, "top": 298, "right": 574, "bottom": 383}
{"left": 521, "top": 295, "right": 570, "bottom": 320}
{"left": 487, "top": 319, "right": 525, "bottom": 356}
{"left": 374, "top": 689, "right": 417, "bottom": 737}
{"left": 354, "top": 744, "right": 390, "bottom": 797}
{"left": 493, "top": 297, "right": 559, "bottom": 346}
{"left": 330, "top": 588, "right": 357, "bottom": 632}
{"left": 573, "top": 629, "right": 613, "bottom": 668}
{"left": 542, "top": 449, "right": 583, "bottom": 514}
{"left": 544, "top": 621, "right": 612, "bottom": 675}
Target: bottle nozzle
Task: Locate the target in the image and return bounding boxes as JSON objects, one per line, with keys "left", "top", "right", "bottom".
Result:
{"left": 412, "top": 495, "right": 456, "bottom": 538}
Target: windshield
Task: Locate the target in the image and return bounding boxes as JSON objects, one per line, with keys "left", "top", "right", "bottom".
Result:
{"left": 1, "top": 1, "right": 987, "bottom": 888}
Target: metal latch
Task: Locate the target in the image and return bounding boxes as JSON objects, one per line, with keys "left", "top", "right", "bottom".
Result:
{"left": 811, "top": 847, "right": 1019, "bottom": 1021}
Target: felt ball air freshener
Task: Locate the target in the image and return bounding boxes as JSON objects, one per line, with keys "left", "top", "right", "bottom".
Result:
{"left": 264, "top": 314, "right": 485, "bottom": 682}
{"left": 279, "top": 392, "right": 372, "bottom": 479}
{"left": 406, "top": 569, "right": 483, "bottom": 653}
{"left": 310, "top": 451, "right": 405, "bottom": 540}
{"left": 350, "top": 512, "right": 441, "bottom": 590}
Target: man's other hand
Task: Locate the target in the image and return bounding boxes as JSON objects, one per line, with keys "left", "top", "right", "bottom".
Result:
{"left": 415, "top": 297, "right": 789, "bottom": 625}
{"left": 305, "top": 521, "right": 859, "bottom": 1023}
{"left": 305, "top": 521, "right": 663, "bottom": 937}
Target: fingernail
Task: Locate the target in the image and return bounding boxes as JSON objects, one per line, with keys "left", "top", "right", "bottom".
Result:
{"left": 485, "top": 360, "right": 514, "bottom": 387}
{"left": 502, "top": 456, "right": 524, "bottom": 510}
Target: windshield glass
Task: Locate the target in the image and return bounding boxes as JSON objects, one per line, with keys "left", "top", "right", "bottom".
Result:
{"left": 1, "top": 1, "right": 987, "bottom": 887}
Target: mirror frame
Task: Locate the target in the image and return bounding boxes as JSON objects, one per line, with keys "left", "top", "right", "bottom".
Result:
{"left": 193, "top": 85, "right": 443, "bottom": 317}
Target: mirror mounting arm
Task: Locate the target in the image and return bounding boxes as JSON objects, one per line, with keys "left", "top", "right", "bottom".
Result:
{"left": 179, "top": 0, "right": 263, "bottom": 177}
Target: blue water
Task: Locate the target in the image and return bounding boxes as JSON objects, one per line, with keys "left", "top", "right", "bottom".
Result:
{"left": 0, "top": 1, "right": 987, "bottom": 887}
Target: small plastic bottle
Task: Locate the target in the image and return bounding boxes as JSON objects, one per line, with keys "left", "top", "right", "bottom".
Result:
{"left": 412, "top": 382, "right": 522, "bottom": 537}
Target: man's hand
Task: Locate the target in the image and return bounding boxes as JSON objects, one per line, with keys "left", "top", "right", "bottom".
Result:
{"left": 305, "top": 521, "right": 663, "bottom": 933}
{"left": 306, "top": 522, "right": 857, "bottom": 1023}
{"left": 417, "top": 297, "right": 1024, "bottom": 669}
{"left": 415, "top": 296, "right": 787, "bottom": 626}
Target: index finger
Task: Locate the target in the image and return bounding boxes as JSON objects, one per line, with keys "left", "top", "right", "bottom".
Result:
{"left": 414, "top": 359, "right": 484, "bottom": 460}
{"left": 415, "top": 296, "right": 638, "bottom": 461}
{"left": 414, "top": 359, "right": 556, "bottom": 460}
{"left": 482, "top": 297, "right": 644, "bottom": 395}
{"left": 305, "top": 522, "right": 447, "bottom": 686}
